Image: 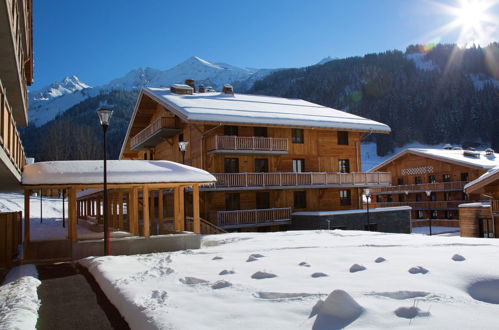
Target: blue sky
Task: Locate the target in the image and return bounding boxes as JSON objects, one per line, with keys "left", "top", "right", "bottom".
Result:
{"left": 31, "top": 0, "right": 499, "bottom": 89}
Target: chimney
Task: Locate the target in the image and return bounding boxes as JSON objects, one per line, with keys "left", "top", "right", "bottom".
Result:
{"left": 184, "top": 79, "right": 195, "bottom": 91}
{"left": 198, "top": 84, "right": 205, "bottom": 93}
{"left": 222, "top": 84, "right": 234, "bottom": 94}
{"left": 170, "top": 84, "right": 193, "bottom": 95}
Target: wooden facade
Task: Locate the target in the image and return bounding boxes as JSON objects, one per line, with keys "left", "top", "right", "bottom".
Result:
{"left": 120, "top": 90, "right": 391, "bottom": 231}
{"left": 369, "top": 149, "right": 497, "bottom": 228}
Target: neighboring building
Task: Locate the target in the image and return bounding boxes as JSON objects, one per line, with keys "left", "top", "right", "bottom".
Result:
{"left": 0, "top": 0, "right": 33, "bottom": 191}
{"left": 120, "top": 84, "right": 392, "bottom": 231}
{"left": 459, "top": 167, "right": 499, "bottom": 238}
{"left": 368, "top": 147, "right": 499, "bottom": 228}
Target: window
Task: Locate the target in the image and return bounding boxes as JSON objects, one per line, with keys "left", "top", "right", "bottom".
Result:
{"left": 479, "top": 218, "right": 495, "bottom": 238}
{"left": 415, "top": 176, "right": 422, "bottom": 184}
{"left": 256, "top": 192, "right": 270, "bottom": 209}
{"left": 397, "top": 178, "right": 404, "bottom": 185}
{"left": 337, "top": 131, "right": 349, "bottom": 145}
{"left": 224, "top": 158, "right": 239, "bottom": 173}
{"left": 416, "top": 210, "right": 424, "bottom": 219}
{"left": 294, "top": 191, "right": 307, "bottom": 208}
{"left": 442, "top": 174, "right": 451, "bottom": 182}
{"left": 224, "top": 125, "right": 238, "bottom": 136}
{"left": 430, "top": 192, "right": 436, "bottom": 201}
{"left": 179, "top": 133, "right": 184, "bottom": 142}
{"left": 340, "top": 190, "right": 351, "bottom": 205}
{"left": 292, "top": 129, "right": 304, "bottom": 144}
{"left": 376, "top": 195, "right": 382, "bottom": 203}
{"left": 339, "top": 159, "right": 350, "bottom": 173}
{"left": 430, "top": 210, "right": 438, "bottom": 219}
{"left": 445, "top": 210, "right": 453, "bottom": 219}
{"left": 428, "top": 175, "right": 436, "bottom": 183}
{"left": 461, "top": 172, "right": 469, "bottom": 181}
{"left": 399, "top": 194, "right": 406, "bottom": 202}
{"left": 253, "top": 127, "right": 267, "bottom": 137}
{"left": 292, "top": 159, "right": 305, "bottom": 173}
{"left": 415, "top": 193, "right": 422, "bottom": 201}
{"left": 386, "top": 194, "right": 393, "bottom": 202}
{"left": 255, "top": 158, "right": 269, "bottom": 173}
{"left": 225, "top": 193, "right": 240, "bottom": 211}
{"left": 443, "top": 192, "right": 450, "bottom": 201}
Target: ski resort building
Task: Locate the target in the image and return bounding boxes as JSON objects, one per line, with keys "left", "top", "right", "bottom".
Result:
{"left": 368, "top": 147, "right": 499, "bottom": 229}
{"left": 119, "top": 84, "right": 392, "bottom": 231}
{"left": 0, "top": 0, "right": 32, "bottom": 192}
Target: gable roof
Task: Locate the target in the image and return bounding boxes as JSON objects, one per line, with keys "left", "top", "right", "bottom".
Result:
{"left": 464, "top": 167, "right": 499, "bottom": 194}
{"left": 369, "top": 148, "right": 499, "bottom": 173}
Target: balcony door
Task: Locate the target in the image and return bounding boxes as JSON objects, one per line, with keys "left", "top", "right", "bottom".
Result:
{"left": 293, "top": 159, "right": 305, "bottom": 173}
{"left": 255, "top": 158, "right": 269, "bottom": 172}
{"left": 253, "top": 127, "right": 267, "bottom": 137}
{"left": 256, "top": 192, "right": 270, "bottom": 209}
{"left": 224, "top": 158, "right": 239, "bottom": 173}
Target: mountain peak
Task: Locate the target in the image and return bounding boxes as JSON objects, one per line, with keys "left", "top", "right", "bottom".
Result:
{"left": 30, "top": 75, "right": 91, "bottom": 101}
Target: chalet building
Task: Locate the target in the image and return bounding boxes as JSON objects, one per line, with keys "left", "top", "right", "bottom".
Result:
{"left": 120, "top": 83, "right": 392, "bottom": 231}
{"left": 0, "top": 0, "right": 32, "bottom": 192}
{"left": 459, "top": 167, "right": 499, "bottom": 238}
{"left": 368, "top": 147, "right": 499, "bottom": 228}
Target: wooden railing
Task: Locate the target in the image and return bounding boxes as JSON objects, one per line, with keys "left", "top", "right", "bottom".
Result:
{"left": 217, "top": 207, "right": 292, "bottom": 228}
{"left": 185, "top": 217, "right": 227, "bottom": 234}
{"left": 377, "top": 200, "right": 475, "bottom": 210}
{"left": 130, "top": 116, "right": 176, "bottom": 149}
{"left": 492, "top": 200, "right": 499, "bottom": 214}
{"left": 0, "top": 211, "right": 22, "bottom": 267}
{"left": 0, "top": 80, "right": 26, "bottom": 174}
{"left": 212, "top": 172, "right": 391, "bottom": 188}
{"left": 370, "top": 181, "right": 467, "bottom": 195}
{"left": 206, "top": 135, "right": 288, "bottom": 153}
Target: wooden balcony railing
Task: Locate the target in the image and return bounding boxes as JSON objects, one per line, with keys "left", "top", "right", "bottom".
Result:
{"left": 0, "top": 80, "right": 26, "bottom": 174}
{"left": 206, "top": 135, "right": 288, "bottom": 153}
{"left": 492, "top": 200, "right": 499, "bottom": 214}
{"left": 210, "top": 172, "right": 391, "bottom": 189}
{"left": 370, "top": 181, "right": 467, "bottom": 195}
{"left": 376, "top": 200, "right": 477, "bottom": 210}
{"left": 130, "top": 116, "right": 176, "bottom": 150}
{"left": 217, "top": 207, "right": 292, "bottom": 228}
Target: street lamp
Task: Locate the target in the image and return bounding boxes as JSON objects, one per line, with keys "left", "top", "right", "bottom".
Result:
{"left": 363, "top": 188, "right": 371, "bottom": 231}
{"left": 425, "top": 190, "right": 432, "bottom": 236}
{"left": 97, "top": 108, "right": 113, "bottom": 255}
{"left": 178, "top": 141, "right": 189, "bottom": 164}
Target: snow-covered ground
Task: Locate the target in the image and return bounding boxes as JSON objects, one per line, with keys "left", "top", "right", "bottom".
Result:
{"left": 0, "top": 265, "right": 40, "bottom": 330}
{"left": 81, "top": 231, "right": 499, "bottom": 330}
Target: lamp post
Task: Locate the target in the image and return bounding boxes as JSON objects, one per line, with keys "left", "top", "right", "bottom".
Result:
{"left": 363, "top": 189, "right": 371, "bottom": 231}
{"left": 425, "top": 190, "right": 432, "bottom": 236}
{"left": 97, "top": 108, "right": 113, "bottom": 255}
{"left": 178, "top": 141, "right": 189, "bottom": 164}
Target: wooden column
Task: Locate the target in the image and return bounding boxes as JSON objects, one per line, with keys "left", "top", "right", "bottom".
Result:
{"left": 111, "top": 193, "right": 117, "bottom": 229}
{"left": 118, "top": 191, "right": 124, "bottom": 230}
{"left": 143, "top": 186, "right": 150, "bottom": 237}
{"left": 193, "top": 184, "right": 200, "bottom": 234}
{"left": 150, "top": 190, "right": 156, "bottom": 234}
{"left": 174, "top": 187, "right": 180, "bottom": 232}
{"left": 130, "top": 187, "right": 139, "bottom": 235}
{"left": 158, "top": 189, "right": 164, "bottom": 233}
{"left": 86, "top": 200, "right": 91, "bottom": 219}
{"left": 96, "top": 197, "right": 101, "bottom": 223}
{"left": 68, "top": 187, "right": 77, "bottom": 242}
{"left": 24, "top": 190, "right": 30, "bottom": 249}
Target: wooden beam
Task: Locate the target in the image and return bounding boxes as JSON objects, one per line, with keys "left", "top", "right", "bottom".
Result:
{"left": 24, "top": 190, "right": 30, "bottom": 250}
{"left": 158, "top": 189, "right": 164, "bottom": 234}
{"left": 143, "top": 186, "right": 150, "bottom": 237}
{"left": 24, "top": 182, "right": 214, "bottom": 190}
{"left": 178, "top": 186, "right": 185, "bottom": 232}
{"left": 111, "top": 193, "right": 117, "bottom": 229}
{"left": 68, "top": 187, "right": 77, "bottom": 242}
{"left": 193, "top": 184, "right": 200, "bottom": 234}
{"left": 130, "top": 187, "right": 139, "bottom": 235}
{"left": 118, "top": 191, "right": 124, "bottom": 230}
{"left": 150, "top": 190, "right": 156, "bottom": 234}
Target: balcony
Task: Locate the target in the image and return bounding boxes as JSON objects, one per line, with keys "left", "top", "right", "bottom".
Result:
{"left": 130, "top": 117, "right": 181, "bottom": 151}
{"left": 204, "top": 172, "right": 391, "bottom": 191}
{"left": 492, "top": 200, "right": 499, "bottom": 215}
{"left": 217, "top": 207, "right": 292, "bottom": 229}
{"left": 206, "top": 135, "right": 288, "bottom": 155}
{"left": 376, "top": 200, "right": 476, "bottom": 210}
{"left": 370, "top": 181, "right": 467, "bottom": 195}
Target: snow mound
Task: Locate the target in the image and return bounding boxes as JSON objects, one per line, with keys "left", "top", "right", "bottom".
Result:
{"left": 255, "top": 292, "right": 319, "bottom": 300}
{"left": 212, "top": 256, "right": 223, "bottom": 260}
{"left": 350, "top": 264, "right": 366, "bottom": 273}
{"left": 211, "top": 280, "right": 232, "bottom": 290}
{"left": 467, "top": 279, "right": 499, "bottom": 304}
{"left": 394, "top": 306, "right": 430, "bottom": 319}
{"left": 374, "top": 257, "right": 386, "bottom": 263}
{"left": 367, "top": 291, "right": 430, "bottom": 300}
{"left": 311, "top": 272, "right": 329, "bottom": 278}
{"left": 452, "top": 254, "right": 466, "bottom": 261}
{"left": 408, "top": 266, "right": 429, "bottom": 274}
{"left": 309, "top": 289, "right": 364, "bottom": 330}
{"left": 247, "top": 253, "right": 265, "bottom": 262}
{"left": 299, "top": 261, "right": 311, "bottom": 267}
{"left": 251, "top": 271, "right": 277, "bottom": 279}
{"left": 179, "top": 277, "right": 209, "bottom": 285}
{"left": 219, "top": 270, "right": 235, "bottom": 275}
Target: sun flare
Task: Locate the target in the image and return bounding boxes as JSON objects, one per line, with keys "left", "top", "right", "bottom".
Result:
{"left": 455, "top": 0, "right": 488, "bottom": 28}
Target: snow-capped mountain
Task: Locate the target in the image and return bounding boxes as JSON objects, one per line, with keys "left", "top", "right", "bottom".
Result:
{"left": 28, "top": 56, "right": 274, "bottom": 126}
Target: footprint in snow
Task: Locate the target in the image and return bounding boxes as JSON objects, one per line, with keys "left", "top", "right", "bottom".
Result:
{"left": 408, "top": 266, "right": 429, "bottom": 274}
{"left": 394, "top": 306, "right": 430, "bottom": 319}
{"left": 246, "top": 254, "right": 264, "bottom": 262}
{"left": 374, "top": 257, "right": 386, "bottom": 263}
{"left": 251, "top": 271, "right": 277, "bottom": 279}
{"left": 311, "top": 272, "right": 328, "bottom": 278}
{"left": 452, "top": 254, "right": 466, "bottom": 261}
{"left": 179, "top": 277, "right": 209, "bottom": 285}
{"left": 212, "top": 280, "right": 232, "bottom": 289}
{"left": 212, "top": 256, "right": 223, "bottom": 260}
{"left": 350, "top": 264, "right": 366, "bottom": 273}
{"left": 299, "top": 261, "right": 311, "bottom": 267}
{"left": 219, "top": 269, "right": 235, "bottom": 275}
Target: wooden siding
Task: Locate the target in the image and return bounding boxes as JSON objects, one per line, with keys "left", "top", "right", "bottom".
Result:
{"left": 0, "top": 211, "right": 22, "bottom": 267}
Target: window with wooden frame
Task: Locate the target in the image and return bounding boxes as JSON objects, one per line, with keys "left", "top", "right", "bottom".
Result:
{"left": 415, "top": 193, "right": 422, "bottom": 201}
{"left": 428, "top": 175, "right": 436, "bottom": 183}
{"left": 386, "top": 194, "right": 393, "bottom": 202}
{"left": 430, "top": 210, "right": 438, "bottom": 218}
{"left": 224, "top": 158, "right": 239, "bottom": 173}
{"left": 461, "top": 172, "right": 469, "bottom": 182}
{"left": 256, "top": 192, "right": 270, "bottom": 209}
{"left": 225, "top": 193, "right": 240, "bottom": 211}
{"left": 291, "top": 128, "right": 304, "bottom": 144}
{"left": 442, "top": 174, "right": 451, "bottom": 182}
{"left": 253, "top": 127, "right": 267, "bottom": 137}
{"left": 292, "top": 159, "right": 305, "bottom": 173}
{"left": 294, "top": 191, "right": 307, "bottom": 209}
{"left": 337, "top": 131, "right": 349, "bottom": 145}
{"left": 255, "top": 158, "right": 269, "bottom": 173}
{"left": 399, "top": 194, "right": 406, "bottom": 202}
{"left": 397, "top": 178, "right": 404, "bottom": 185}
{"left": 430, "top": 192, "right": 437, "bottom": 201}
{"left": 224, "top": 125, "right": 238, "bottom": 136}
{"left": 338, "top": 159, "right": 350, "bottom": 173}
{"left": 339, "top": 190, "right": 351, "bottom": 205}
{"left": 415, "top": 176, "right": 422, "bottom": 184}
{"left": 376, "top": 195, "right": 382, "bottom": 203}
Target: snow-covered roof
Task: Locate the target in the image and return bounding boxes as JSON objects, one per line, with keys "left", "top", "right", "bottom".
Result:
{"left": 142, "top": 87, "right": 391, "bottom": 133}
{"left": 22, "top": 160, "right": 216, "bottom": 186}
{"left": 464, "top": 166, "right": 499, "bottom": 193}
{"left": 369, "top": 148, "right": 499, "bottom": 172}
{"left": 293, "top": 206, "right": 411, "bottom": 216}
